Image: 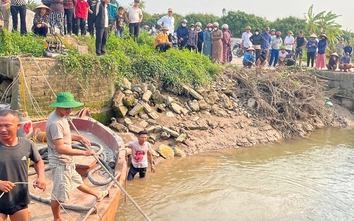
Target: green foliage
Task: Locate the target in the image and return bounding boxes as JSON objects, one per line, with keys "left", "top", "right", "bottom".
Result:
{"left": 270, "top": 16, "right": 308, "bottom": 38}
{"left": 27, "top": 0, "right": 39, "bottom": 11}
{"left": 55, "top": 31, "right": 221, "bottom": 92}
{"left": 185, "top": 13, "right": 219, "bottom": 29}
{"left": 305, "top": 5, "right": 343, "bottom": 45}
{"left": 218, "top": 10, "right": 270, "bottom": 37}
{"left": 0, "top": 30, "right": 45, "bottom": 57}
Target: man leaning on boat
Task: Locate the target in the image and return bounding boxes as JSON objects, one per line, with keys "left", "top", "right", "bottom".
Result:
{"left": 124, "top": 130, "right": 156, "bottom": 181}
{"left": 46, "top": 92, "right": 109, "bottom": 221}
{"left": 0, "top": 110, "right": 46, "bottom": 221}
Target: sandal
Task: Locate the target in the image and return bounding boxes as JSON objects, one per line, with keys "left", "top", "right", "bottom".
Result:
{"left": 97, "top": 190, "right": 109, "bottom": 202}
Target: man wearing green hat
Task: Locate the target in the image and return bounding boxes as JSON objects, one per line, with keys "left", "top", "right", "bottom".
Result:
{"left": 46, "top": 92, "right": 108, "bottom": 221}
{"left": 241, "top": 26, "right": 252, "bottom": 52}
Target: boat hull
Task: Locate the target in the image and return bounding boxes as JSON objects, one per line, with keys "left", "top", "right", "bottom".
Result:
{"left": 28, "top": 115, "right": 127, "bottom": 221}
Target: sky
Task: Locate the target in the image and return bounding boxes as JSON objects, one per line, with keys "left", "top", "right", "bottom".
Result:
{"left": 117, "top": 0, "right": 354, "bottom": 32}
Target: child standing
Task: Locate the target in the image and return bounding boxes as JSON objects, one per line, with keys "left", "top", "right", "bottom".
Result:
{"left": 108, "top": 0, "right": 118, "bottom": 31}
{"left": 114, "top": 6, "right": 125, "bottom": 37}
{"left": 74, "top": 0, "right": 90, "bottom": 35}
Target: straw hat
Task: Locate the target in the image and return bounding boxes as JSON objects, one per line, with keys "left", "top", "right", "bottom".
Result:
{"left": 49, "top": 92, "right": 83, "bottom": 108}
{"left": 331, "top": 52, "right": 339, "bottom": 57}
{"left": 247, "top": 47, "right": 255, "bottom": 51}
{"left": 320, "top": 33, "right": 327, "bottom": 38}
{"left": 310, "top": 33, "right": 317, "bottom": 38}
{"left": 161, "top": 26, "right": 169, "bottom": 31}
{"left": 34, "top": 4, "right": 51, "bottom": 14}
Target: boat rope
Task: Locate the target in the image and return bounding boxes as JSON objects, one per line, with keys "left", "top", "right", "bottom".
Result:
{"left": 18, "top": 57, "right": 27, "bottom": 113}
{"left": 19, "top": 57, "right": 47, "bottom": 118}
{"left": 0, "top": 181, "right": 104, "bottom": 221}
{"left": 0, "top": 74, "right": 19, "bottom": 103}
{"left": 31, "top": 56, "right": 57, "bottom": 98}
{"left": 68, "top": 118, "right": 153, "bottom": 221}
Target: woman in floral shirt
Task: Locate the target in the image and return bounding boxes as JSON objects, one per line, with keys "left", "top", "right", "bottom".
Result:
{"left": 32, "top": 4, "right": 51, "bottom": 36}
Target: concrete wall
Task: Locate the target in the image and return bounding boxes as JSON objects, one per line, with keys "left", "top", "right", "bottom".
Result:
{"left": 0, "top": 57, "right": 115, "bottom": 116}
{"left": 319, "top": 71, "right": 354, "bottom": 97}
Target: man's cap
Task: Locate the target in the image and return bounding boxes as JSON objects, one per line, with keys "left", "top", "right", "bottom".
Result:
{"left": 161, "top": 26, "right": 169, "bottom": 31}
{"left": 288, "top": 30, "right": 293, "bottom": 34}
{"left": 168, "top": 8, "right": 173, "bottom": 12}
{"left": 346, "top": 52, "right": 350, "bottom": 55}
{"left": 138, "top": 130, "right": 148, "bottom": 135}
{"left": 49, "top": 92, "right": 83, "bottom": 108}
{"left": 271, "top": 28, "right": 275, "bottom": 32}
{"left": 246, "top": 26, "right": 251, "bottom": 30}
{"left": 134, "top": 0, "right": 140, "bottom": 2}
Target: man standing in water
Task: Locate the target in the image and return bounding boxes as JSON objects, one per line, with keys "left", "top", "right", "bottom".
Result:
{"left": 46, "top": 92, "right": 108, "bottom": 221}
{"left": 0, "top": 110, "right": 46, "bottom": 221}
{"left": 125, "top": 130, "right": 155, "bottom": 181}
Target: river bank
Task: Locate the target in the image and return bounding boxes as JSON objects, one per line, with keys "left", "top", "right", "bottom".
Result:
{"left": 109, "top": 66, "right": 354, "bottom": 164}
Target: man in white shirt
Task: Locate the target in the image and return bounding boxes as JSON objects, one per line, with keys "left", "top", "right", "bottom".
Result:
{"left": 125, "top": 0, "right": 143, "bottom": 40}
{"left": 284, "top": 30, "right": 295, "bottom": 53}
{"left": 157, "top": 8, "right": 175, "bottom": 42}
{"left": 278, "top": 48, "right": 288, "bottom": 65}
{"left": 124, "top": 130, "right": 155, "bottom": 181}
{"left": 241, "top": 26, "right": 252, "bottom": 51}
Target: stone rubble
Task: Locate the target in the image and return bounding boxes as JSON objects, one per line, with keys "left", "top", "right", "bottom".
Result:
{"left": 111, "top": 78, "right": 281, "bottom": 164}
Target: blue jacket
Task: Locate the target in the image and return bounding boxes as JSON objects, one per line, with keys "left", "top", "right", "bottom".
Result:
{"left": 317, "top": 39, "right": 327, "bottom": 54}
{"left": 261, "top": 32, "right": 271, "bottom": 49}
{"left": 243, "top": 52, "right": 255, "bottom": 62}
{"left": 344, "top": 45, "right": 353, "bottom": 55}
{"left": 108, "top": 0, "right": 119, "bottom": 20}
{"left": 177, "top": 26, "right": 189, "bottom": 46}
{"left": 306, "top": 40, "right": 318, "bottom": 53}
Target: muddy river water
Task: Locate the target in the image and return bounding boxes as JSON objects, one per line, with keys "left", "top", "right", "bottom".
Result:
{"left": 115, "top": 128, "right": 354, "bottom": 221}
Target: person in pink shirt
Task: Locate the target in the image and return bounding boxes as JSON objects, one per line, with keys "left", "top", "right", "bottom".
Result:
{"left": 74, "top": 0, "right": 91, "bottom": 35}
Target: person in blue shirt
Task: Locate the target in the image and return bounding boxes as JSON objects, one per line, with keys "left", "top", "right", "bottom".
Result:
{"left": 243, "top": 47, "right": 255, "bottom": 68}
{"left": 261, "top": 27, "right": 271, "bottom": 52}
{"left": 177, "top": 19, "right": 189, "bottom": 49}
{"left": 306, "top": 33, "right": 318, "bottom": 68}
{"left": 344, "top": 40, "right": 353, "bottom": 56}
{"left": 339, "top": 52, "right": 352, "bottom": 72}
{"left": 315, "top": 33, "right": 328, "bottom": 69}
{"left": 108, "top": 0, "right": 119, "bottom": 31}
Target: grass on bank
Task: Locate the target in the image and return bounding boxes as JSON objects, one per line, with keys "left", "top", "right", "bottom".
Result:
{"left": 0, "top": 30, "right": 222, "bottom": 91}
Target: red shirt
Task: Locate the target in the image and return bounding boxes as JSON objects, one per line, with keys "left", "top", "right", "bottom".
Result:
{"left": 75, "top": 0, "right": 89, "bottom": 19}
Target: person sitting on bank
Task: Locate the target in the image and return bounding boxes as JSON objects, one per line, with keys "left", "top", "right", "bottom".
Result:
{"left": 339, "top": 52, "right": 352, "bottom": 72}
{"left": 32, "top": 4, "right": 51, "bottom": 36}
{"left": 256, "top": 48, "right": 267, "bottom": 67}
{"left": 243, "top": 47, "right": 255, "bottom": 68}
{"left": 284, "top": 49, "right": 296, "bottom": 66}
{"left": 154, "top": 26, "right": 172, "bottom": 52}
{"left": 326, "top": 52, "right": 339, "bottom": 71}
{"left": 278, "top": 47, "right": 288, "bottom": 66}
{"left": 124, "top": 130, "right": 155, "bottom": 181}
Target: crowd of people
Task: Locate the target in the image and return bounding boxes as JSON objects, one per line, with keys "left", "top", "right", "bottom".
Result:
{"left": 241, "top": 27, "right": 353, "bottom": 71}
{"left": 1, "top": 0, "right": 352, "bottom": 68}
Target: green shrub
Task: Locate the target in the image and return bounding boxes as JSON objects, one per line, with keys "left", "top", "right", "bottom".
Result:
{"left": 0, "top": 30, "right": 222, "bottom": 91}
